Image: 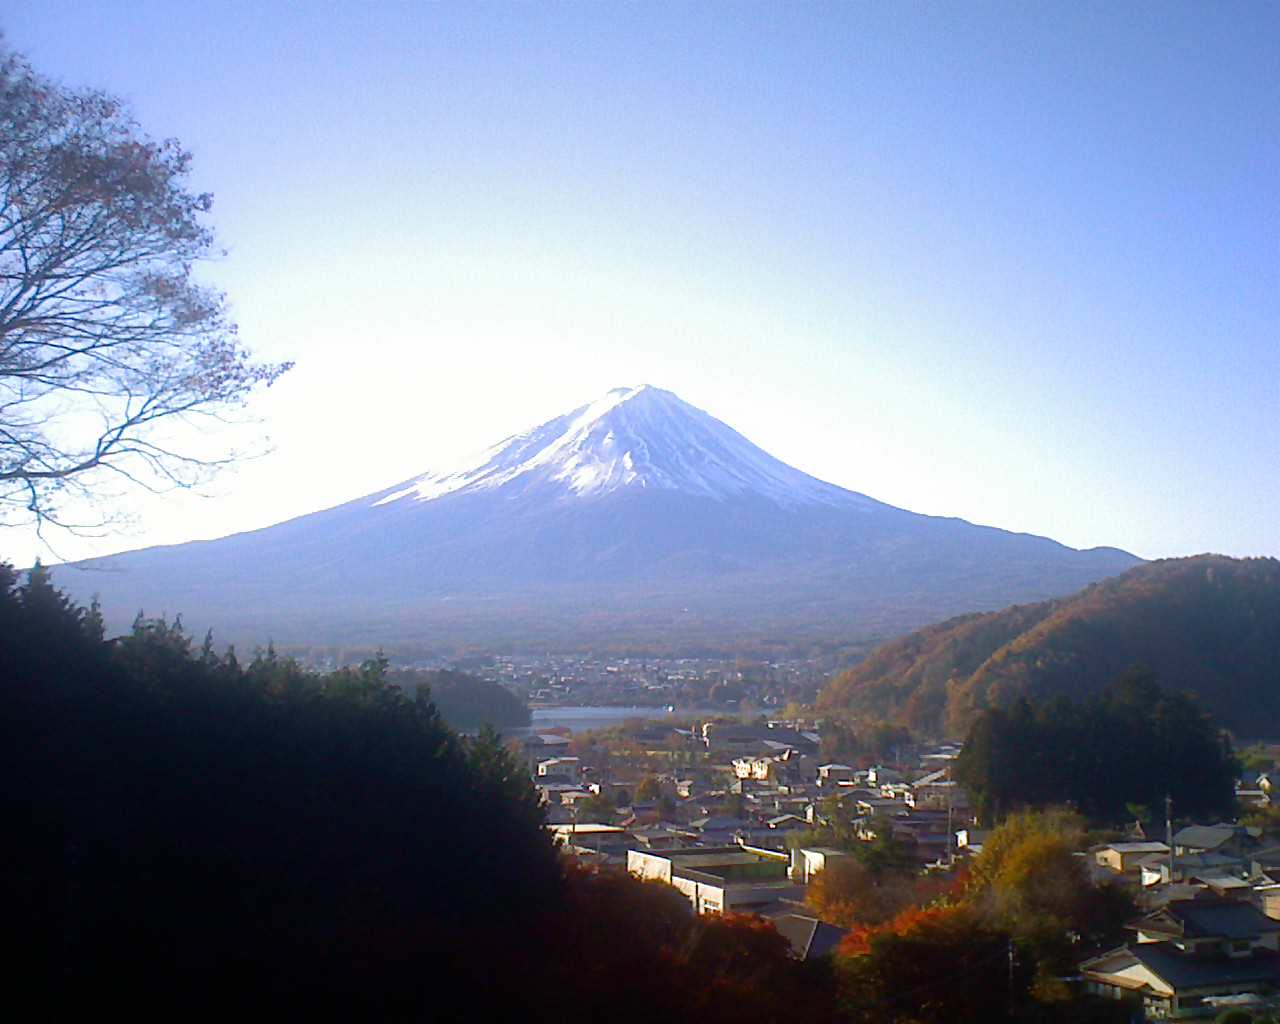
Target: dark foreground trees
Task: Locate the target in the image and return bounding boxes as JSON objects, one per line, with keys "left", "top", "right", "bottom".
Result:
{"left": 1, "top": 563, "right": 560, "bottom": 1017}
{"left": 0, "top": 42, "right": 289, "bottom": 531}
{"left": 1, "top": 566, "right": 835, "bottom": 1021}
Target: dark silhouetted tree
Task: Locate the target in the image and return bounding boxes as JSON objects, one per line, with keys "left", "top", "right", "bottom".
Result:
{"left": 0, "top": 42, "right": 290, "bottom": 532}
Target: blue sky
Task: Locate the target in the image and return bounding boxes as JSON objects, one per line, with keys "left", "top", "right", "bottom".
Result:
{"left": 4, "top": 1, "right": 1277, "bottom": 565}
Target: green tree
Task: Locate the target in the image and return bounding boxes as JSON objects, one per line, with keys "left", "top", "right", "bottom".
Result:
{"left": 465, "top": 723, "right": 547, "bottom": 837}
{"left": 956, "top": 669, "right": 1238, "bottom": 823}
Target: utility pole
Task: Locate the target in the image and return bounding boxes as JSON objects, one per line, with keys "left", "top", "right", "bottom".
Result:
{"left": 946, "top": 787, "right": 954, "bottom": 867}
{"left": 1007, "top": 936, "right": 1016, "bottom": 1017}
{"left": 1166, "top": 794, "right": 1175, "bottom": 883}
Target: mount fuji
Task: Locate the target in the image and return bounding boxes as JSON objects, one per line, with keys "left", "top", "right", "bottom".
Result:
{"left": 51, "top": 385, "right": 1139, "bottom": 650}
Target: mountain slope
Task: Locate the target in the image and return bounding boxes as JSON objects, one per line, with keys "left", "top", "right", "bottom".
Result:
{"left": 377, "top": 385, "right": 870, "bottom": 507}
{"left": 49, "top": 385, "right": 1140, "bottom": 651}
{"left": 818, "top": 555, "right": 1280, "bottom": 737}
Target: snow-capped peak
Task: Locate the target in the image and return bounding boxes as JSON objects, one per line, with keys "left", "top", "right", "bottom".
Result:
{"left": 375, "top": 385, "right": 869, "bottom": 508}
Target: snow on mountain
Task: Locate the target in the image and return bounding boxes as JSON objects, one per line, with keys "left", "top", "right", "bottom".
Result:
{"left": 375, "top": 384, "right": 872, "bottom": 509}
{"left": 49, "top": 383, "right": 1142, "bottom": 650}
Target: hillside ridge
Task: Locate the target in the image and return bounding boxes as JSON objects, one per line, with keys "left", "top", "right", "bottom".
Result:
{"left": 818, "top": 554, "right": 1280, "bottom": 737}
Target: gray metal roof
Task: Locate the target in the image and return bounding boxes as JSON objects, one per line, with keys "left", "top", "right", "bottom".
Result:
{"left": 1127, "top": 943, "right": 1280, "bottom": 990}
{"left": 1173, "top": 825, "right": 1238, "bottom": 850}
{"left": 771, "top": 914, "right": 848, "bottom": 960}
{"left": 1142, "top": 899, "right": 1280, "bottom": 941}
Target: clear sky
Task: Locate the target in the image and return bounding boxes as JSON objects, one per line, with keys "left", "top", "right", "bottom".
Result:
{"left": 4, "top": 1, "right": 1277, "bottom": 566}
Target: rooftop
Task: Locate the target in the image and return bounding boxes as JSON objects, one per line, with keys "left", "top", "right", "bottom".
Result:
{"left": 1103, "top": 842, "right": 1171, "bottom": 854}
{"left": 1124, "top": 943, "right": 1280, "bottom": 990}
{"left": 771, "top": 914, "right": 848, "bottom": 960}
{"left": 1173, "top": 825, "right": 1239, "bottom": 850}
{"left": 1138, "top": 899, "right": 1280, "bottom": 941}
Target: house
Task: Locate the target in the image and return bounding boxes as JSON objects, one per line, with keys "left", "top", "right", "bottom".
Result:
{"left": 1191, "top": 874, "right": 1254, "bottom": 899}
{"left": 729, "top": 776, "right": 774, "bottom": 797}
{"left": 535, "top": 781, "right": 587, "bottom": 806}
{"left": 771, "top": 748, "right": 819, "bottom": 785}
{"left": 956, "top": 828, "right": 989, "bottom": 855}
{"left": 1144, "top": 851, "right": 1247, "bottom": 888}
{"left": 630, "top": 825, "right": 698, "bottom": 851}
{"left": 1173, "top": 825, "right": 1248, "bottom": 861}
{"left": 546, "top": 822, "right": 637, "bottom": 861}
{"left": 1249, "top": 848, "right": 1280, "bottom": 921}
{"left": 537, "top": 756, "right": 580, "bottom": 781}
{"left": 913, "top": 768, "right": 951, "bottom": 787}
{"left": 789, "top": 846, "right": 849, "bottom": 884}
{"left": 733, "top": 755, "right": 777, "bottom": 781}
{"left": 817, "top": 764, "right": 856, "bottom": 786}
{"left": 1082, "top": 897, "right": 1280, "bottom": 1019}
{"left": 732, "top": 748, "right": 814, "bottom": 784}
{"left": 920, "top": 744, "right": 962, "bottom": 766}
{"left": 822, "top": 787, "right": 877, "bottom": 810}
{"left": 770, "top": 914, "right": 848, "bottom": 960}
{"left": 688, "top": 815, "right": 748, "bottom": 845}
{"left": 855, "top": 797, "right": 900, "bottom": 818}
{"left": 1256, "top": 882, "right": 1280, "bottom": 922}
{"left": 734, "top": 826, "right": 793, "bottom": 852}
{"left": 557, "top": 788, "right": 597, "bottom": 808}
{"left": 1095, "top": 842, "right": 1172, "bottom": 880}
{"left": 906, "top": 780, "right": 971, "bottom": 812}
{"left": 866, "top": 765, "right": 904, "bottom": 785}
{"left": 1250, "top": 847, "right": 1280, "bottom": 877}
{"left": 518, "top": 732, "right": 572, "bottom": 769}
{"left": 628, "top": 846, "right": 800, "bottom": 915}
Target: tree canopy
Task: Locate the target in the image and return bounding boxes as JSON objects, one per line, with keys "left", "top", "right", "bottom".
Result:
{"left": 954, "top": 667, "right": 1239, "bottom": 823}
{"left": 391, "top": 667, "right": 531, "bottom": 730}
{"left": 0, "top": 42, "right": 289, "bottom": 531}
{"left": 1, "top": 563, "right": 560, "bottom": 1016}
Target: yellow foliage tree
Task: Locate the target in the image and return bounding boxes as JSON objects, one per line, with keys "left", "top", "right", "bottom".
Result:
{"left": 968, "top": 807, "right": 1084, "bottom": 894}
{"left": 806, "top": 857, "right": 915, "bottom": 929}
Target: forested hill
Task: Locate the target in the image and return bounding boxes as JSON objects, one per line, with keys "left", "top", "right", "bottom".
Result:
{"left": 818, "top": 555, "right": 1280, "bottom": 738}
{"left": 391, "top": 668, "right": 531, "bottom": 730}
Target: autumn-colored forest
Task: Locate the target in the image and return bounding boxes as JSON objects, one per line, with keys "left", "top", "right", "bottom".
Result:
{"left": 819, "top": 554, "right": 1280, "bottom": 738}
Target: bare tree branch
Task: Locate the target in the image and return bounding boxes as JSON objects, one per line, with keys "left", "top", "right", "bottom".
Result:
{"left": 0, "top": 43, "right": 292, "bottom": 534}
